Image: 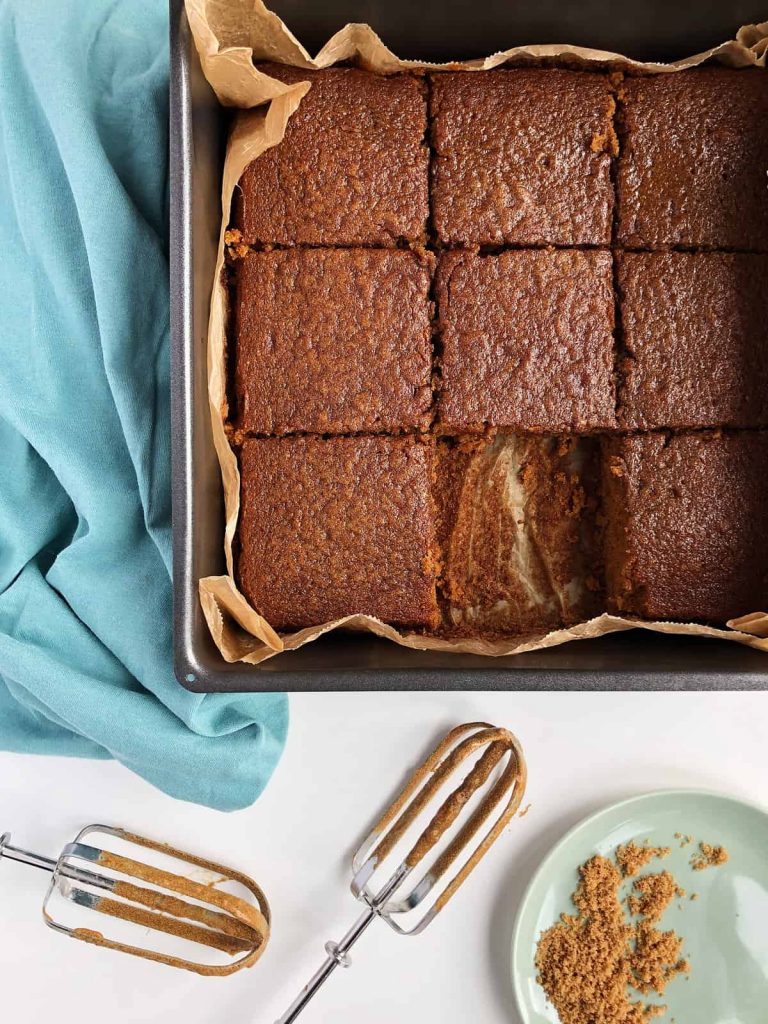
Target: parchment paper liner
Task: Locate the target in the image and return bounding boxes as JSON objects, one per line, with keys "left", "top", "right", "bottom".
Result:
{"left": 186, "top": 0, "right": 768, "bottom": 664}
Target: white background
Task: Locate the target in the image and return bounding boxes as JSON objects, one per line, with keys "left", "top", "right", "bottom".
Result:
{"left": 2, "top": 690, "right": 767, "bottom": 1024}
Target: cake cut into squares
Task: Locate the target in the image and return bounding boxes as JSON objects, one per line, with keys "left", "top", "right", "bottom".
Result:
{"left": 237, "top": 437, "right": 440, "bottom": 631}
{"left": 436, "top": 250, "right": 616, "bottom": 432}
{"left": 602, "top": 431, "right": 768, "bottom": 624}
{"left": 233, "top": 65, "right": 429, "bottom": 246}
{"left": 429, "top": 70, "right": 616, "bottom": 246}
{"left": 434, "top": 435, "right": 603, "bottom": 636}
{"left": 617, "top": 253, "right": 768, "bottom": 430}
{"left": 232, "top": 249, "right": 434, "bottom": 434}
{"left": 616, "top": 69, "right": 768, "bottom": 250}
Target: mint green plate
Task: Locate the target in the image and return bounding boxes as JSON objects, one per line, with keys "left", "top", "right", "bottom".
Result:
{"left": 512, "top": 790, "right": 768, "bottom": 1024}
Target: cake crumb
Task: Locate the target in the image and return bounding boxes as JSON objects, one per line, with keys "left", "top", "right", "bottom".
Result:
{"left": 674, "top": 833, "right": 693, "bottom": 848}
{"left": 536, "top": 851, "right": 689, "bottom": 1024}
{"left": 628, "top": 872, "right": 685, "bottom": 922}
{"left": 631, "top": 921, "right": 689, "bottom": 995}
{"left": 224, "top": 227, "right": 250, "bottom": 260}
{"left": 616, "top": 841, "right": 671, "bottom": 878}
{"left": 691, "top": 843, "right": 729, "bottom": 871}
{"left": 590, "top": 96, "right": 620, "bottom": 157}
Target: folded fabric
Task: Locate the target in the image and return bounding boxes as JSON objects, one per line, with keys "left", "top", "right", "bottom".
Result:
{"left": 0, "top": 0, "right": 288, "bottom": 810}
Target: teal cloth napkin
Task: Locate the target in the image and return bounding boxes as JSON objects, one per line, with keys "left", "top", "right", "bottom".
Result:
{"left": 0, "top": 0, "right": 288, "bottom": 809}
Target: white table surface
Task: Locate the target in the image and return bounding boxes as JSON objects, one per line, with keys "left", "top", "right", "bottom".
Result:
{"left": 2, "top": 690, "right": 767, "bottom": 1024}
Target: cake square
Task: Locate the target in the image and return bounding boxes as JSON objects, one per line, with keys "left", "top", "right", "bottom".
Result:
{"left": 602, "top": 431, "right": 768, "bottom": 624}
{"left": 237, "top": 437, "right": 439, "bottom": 630}
{"left": 429, "top": 70, "right": 616, "bottom": 246}
{"left": 434, "top": 435, "right": 603, "bottom": 636}
{"left": 617, "top": 253, "right": 768, "bottom": 430}
{"left": 436, "top": 250, "right": 616, "bottom": 432}
{"left": 616, "top": 69, "right": 768, "bottom": 250}
{"left": 233, "top": 65, "right": 429, "bottom": 246}
{"left": 232, "top": 249, "right": 434, "bottom": 434}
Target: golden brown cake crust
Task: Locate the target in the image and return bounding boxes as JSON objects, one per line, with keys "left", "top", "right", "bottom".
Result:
{"left": 436, "top": 250, "right": 616, "bottom": 432}
{"left": 602, "top": 431, "right": 768, "bottom": 624}
{"left": 238, "top": 437, "right": 439, "bottom": 631}
{"left": 233, "top": 65, "right": 429, "bottom": 246}
{"left": 616, "top": 69, "right": 768, "bottom": 250}
{"left": 617, "top": 253, "right": 768, "bottom": 430}
{"left": 232, "top": 249, "right": 434, "bottom": 434}
{"left": 429, "top": 69, "right": 616, "bottom": 246}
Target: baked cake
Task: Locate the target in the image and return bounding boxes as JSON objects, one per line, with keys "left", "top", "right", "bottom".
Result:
{"left": 238, "top": 437, "right": 439, "bottom": 630}
{"left": 232, "top": 249, "right": 433, "bottom": 433}
{"left": 226, "top": 63, "right": 768, "bottom": 638}
{"left": 602, "top": 431, "right": 768, "bottom": 623}
{"left": 617, "top": 252, "right": 768, "bottom": 430}
{"left": 233, "top": 65, "right": 429, "bottom": 246}
{"left": 436, "top": 249, "right": 616, "bottom": 432}
{"left": 430, "top": 70, "right": 616, "bottom": 246}
{"left": 616, "top": 69, "right": 768, "bottom": 249}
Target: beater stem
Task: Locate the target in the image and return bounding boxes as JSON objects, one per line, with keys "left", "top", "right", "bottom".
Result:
{"left": 0, "top": 834, "right": 56, "bottom": 873}
{"left": 274, "top": 866, "right": 407, "bottom": 1024}
{"left": 275, "top": 905, "right": 376, "bottom": 1024}
{"left": 1, "top": 833, "right": 119, "bottom": 891}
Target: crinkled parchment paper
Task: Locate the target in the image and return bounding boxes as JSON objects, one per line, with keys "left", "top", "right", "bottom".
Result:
{"left": 185, "top": 0, "right": 768, "bottom": 664}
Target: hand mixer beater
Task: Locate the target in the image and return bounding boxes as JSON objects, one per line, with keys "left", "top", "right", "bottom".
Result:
{"left": 276, "top": 721, "right": 527, "bottom": 1023}
{"left": 0, "top": 824, "right": 270, "bottom": 975}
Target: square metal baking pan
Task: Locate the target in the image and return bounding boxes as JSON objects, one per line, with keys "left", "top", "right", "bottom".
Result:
{"left": 169, "top": 0, "right": 768, "bottom": 692}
